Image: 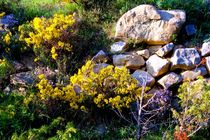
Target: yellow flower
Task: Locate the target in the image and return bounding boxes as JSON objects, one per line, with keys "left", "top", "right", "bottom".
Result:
{"left": 3, "top": 32, "right": 12, "bottom": 45}
{"left": 38, "top": 74, "right": 45, "bottom": 79}
{"left": 0, "top": 12, "right": 5, "bottom": 18}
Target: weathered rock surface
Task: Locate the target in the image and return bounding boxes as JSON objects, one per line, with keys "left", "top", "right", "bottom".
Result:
{"left": 171, "top": 48, "right": 201, "bottom": 70}
{"left": 10, "top": 72, "right": 35, "bottom": 86}
{"left": 181, "top": 66, "right": 207, "bottom": 81}
{"left": 205, "top": 56, "right": 210, "bottom": 74}
{"left": 132, "top": 70, "right": 155, "bottom": 87}
{"left": 135, "top": 49, "right": 150, "bottom": 59}
{"left": 146, "top": 55, "right": 170, "bottom": 77}
{"left": 156, "top": 43, "right": 174, "bottom": 57}
{"left": 110, "top": 41, "right": 128, "bottom": 53}
{"left": 92, "top": 50, "right": 109, "bottom": 63}
{"left": 115, "top": 4, "right": 186, "bottom": 45}
{"left": 113, "top": 54, "right": 145, "bottom": 69}
{"left": 158, "top": 72, "right": 182, "bottom": 89}
{"left": 93, "top": 63, "right": 109, "bottom": 73}
{"left": 34, "top": 67, "right": 56, "bottom": 81}
{"left": 201, "top": 42, "right": 210, "bottom": 56}
{"left": 148, "top": 45, "right": 162, "bottom": 55}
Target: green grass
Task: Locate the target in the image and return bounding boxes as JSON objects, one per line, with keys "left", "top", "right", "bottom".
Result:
{"left": 0, "top": 0, "right": 81, "bottom": 23}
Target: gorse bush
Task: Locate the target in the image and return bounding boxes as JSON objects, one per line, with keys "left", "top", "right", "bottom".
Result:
{"left": 37, "top": 60, "right": 141, "bottom": 111}
{"left": 172, "top": 77, "right": 210, "bottom": 138}
{"left": 19, "top": 13, "right": 76, "bottom": 73}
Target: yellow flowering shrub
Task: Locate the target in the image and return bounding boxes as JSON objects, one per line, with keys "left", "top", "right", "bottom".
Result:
{"left": 37, "top": 61, "right": 142, "bottom": 111}
{"left": 18, "top": 14, "right": 75, "bottom": 72}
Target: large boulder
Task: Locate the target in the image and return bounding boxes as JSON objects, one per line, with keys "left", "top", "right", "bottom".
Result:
{"left": 113, "top": 54, "right": 145, "bottom": 69}
{"left": 146, "top": 55, "right": 170, "bottom": 77}
{"left": 158, "top": 72, "right": 182, "bottom": 89}
{"left": 132, "top": 70, "right": 155, "bottom": 87}
{"left": 171, "top": 48, "right": 201, "bottom": 70}
{"left": 115, "top": 4, "right": 186, "bottom": 45}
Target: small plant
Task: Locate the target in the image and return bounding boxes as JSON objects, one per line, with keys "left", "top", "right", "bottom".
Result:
{"left": 0, "top": 58, "right": 13, "bottom": 79}
{"left": 172, "top": 77, "right": 210, "bottom": 138}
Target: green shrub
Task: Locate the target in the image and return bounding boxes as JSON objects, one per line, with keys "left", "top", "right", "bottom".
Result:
{"left": 172, "top": 77, "right": 210, "bottom": 138}
{"left": 0, "top": 92, "right": 36, "bottom": 138}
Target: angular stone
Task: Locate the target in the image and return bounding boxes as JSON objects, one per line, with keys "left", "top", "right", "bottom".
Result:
{"left": 146, "top": 55, "right": 170, "bottom": 77}
{"left": 205, "top": 56, "right": 210, "bottom": 74}
{"left": 185, "top": 24, "right": 196, "bottom": 36}
{"left": 158, "top": 72, "right": 182, "bottom": 89}
{"left": 92, "top": 50, "right": 109, "bottom": 63}
{"left": 171, "top": 48, "right": 201, "bottom": 70}
{"left": 132, "top": 70, "right": 155, "bottom": 87}
{"left": 156, "top": 43, "right": 174, "bottom": 57}
{"left": 201, "top": 42, "right": 210, "bottom": 56}
{"left": 113, "top": 54, "right": 145, "bottom": 70}
{"left": 10, "top": 72, "right": 35, "bottom": 86}
{"left": 93, "top": 63, "right": 109, "bottom": 73}
{"left": 0, "top": 14, "right": 18, "bottom": 31}
{"left": 181, "top": 66, "right": 207, "bottom": 81}
{"left": 135, "top": 49, "right": 150, "bottom": 59}
{"left": 148, "top": 45, "right": 162, "bottom": 55}
{"left": 115, "top": 4, "right": 186, "bottom": 45}
{"left": 110, "top": 41, "right": 128, "bottom": 53}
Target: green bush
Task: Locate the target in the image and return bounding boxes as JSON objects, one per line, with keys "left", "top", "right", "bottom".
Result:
{"left": 172, "top": 77, "right": 210, "bottom": 138}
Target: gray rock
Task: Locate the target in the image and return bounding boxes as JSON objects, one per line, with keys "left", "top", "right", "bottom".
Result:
{"left": 0, "top": 14, "right": 18, "bottom": 31}
{"left": 194, "top": 66, "right": 208, "bottom": 76}
{"left": 205, "top": 56, "right": 210, "bottom": 74}
{"left": 146, "top": 55, "right": 170, "bottom": 77}
{"left": 132, "top": 70, "right": 155, "bottom": 87}
{"left": 156, "top": 43, "right": 174, "bottom": 57}
{"left": 113, "top": 54, "right": 145, "bottom": 70}
{"left": 148, "top": 45, "right": 162, "bottom": 55}
{"left": 115, "top": 4, "right": 186, "bottom": 45}
{"left": 181, "top": 66, "right": 207, "bottom": 81}
{"left": 10, "top": 72, "right": 35, "bottom": 86}
{"left": 201, "top": 42, "right": 210, "bottom": 56}
{"left": 135, "top": 49, "right": 150, "bottom": 59}
{"left": 110, "top": 41, "right": 128, "bottom": 53}
{"left": 34, "top": 67, "right": 56, "bottom": 81}
{"left": 158, "top": 72, "right": 182, "bottom": 89}
{"left": 185, "top": 24, "right": 196, "bottom": 36}
{"left": 171, "top": 48, "right": 201, "bottom": 70}
{"left": 92, "top": 50, "right": 109, "bottom": 63}
{"left": 93, "top": 63, "right": 109, "bottom": 73}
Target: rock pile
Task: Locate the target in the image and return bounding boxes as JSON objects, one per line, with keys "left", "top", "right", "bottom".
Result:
{"left": 92, "top": 4, "right": 210, "bottom": 90}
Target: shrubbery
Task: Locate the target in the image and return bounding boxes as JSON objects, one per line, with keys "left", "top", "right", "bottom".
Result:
{"left": 37, "top": 60, "right": 141, "bottom": 111}
{"left": 172, "top": 77, "right": 210, "bottom": 139}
